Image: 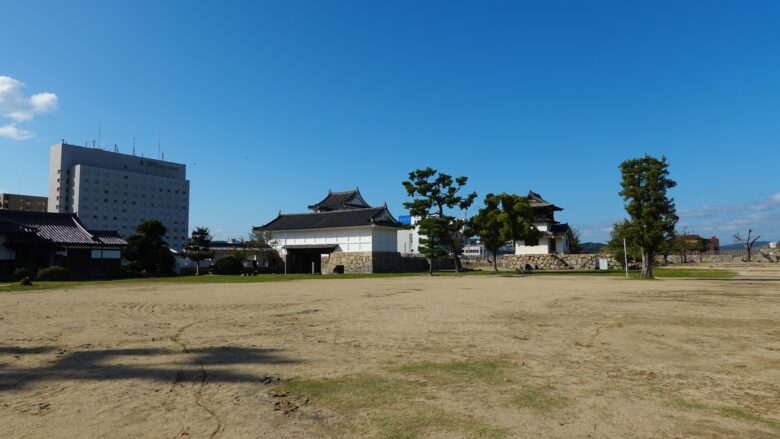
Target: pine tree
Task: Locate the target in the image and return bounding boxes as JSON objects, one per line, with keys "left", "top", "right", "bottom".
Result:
{"left": 618, "top": 155, "right": 678, "bottom": 278}
{"left": 470, "top": 193, "right": 536, "bottom": 271}
{"left": 184, "top": 227, "right": 214, "bottom": 275}
{"left": 123, "top": 220, "right": 175, "bottom": 275}
{"left": 402, "top": 168, "right": 477, "bottom": 274}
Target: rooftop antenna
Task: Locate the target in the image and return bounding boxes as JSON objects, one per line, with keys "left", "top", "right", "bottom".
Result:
{"left": 162, "top": 152, "right": 165, "bottom": 160}
{"left": 157, "top": 136, "right": 161, "bottom": 160}
{"left": 92, "top": 139, "right": 96, "bottom": 148}
{"left": 114, "top": 144, "right": 118, "bottom": 153}
{"left": 98, "top": 122, "right": 101, "bottom": 149}
{"left": 132, "top": 137, "right": 136, "bottom": 156}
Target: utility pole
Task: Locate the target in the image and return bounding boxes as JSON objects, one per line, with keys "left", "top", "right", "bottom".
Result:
{"left": 623, "top": 238, "right": 629, "bottom": 278}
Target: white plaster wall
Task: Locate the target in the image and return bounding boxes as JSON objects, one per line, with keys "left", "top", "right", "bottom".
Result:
{"left": 397, "top": 227, "right": 422, "bottom": 254}
{"left": 515, "top": 236, "right": 570, "bottom": 255}
{"left": 372, "top": 227, "right": 398, "bottom": 252}
{"left": 515, "top": 238, "right": 551, "bottom": 255}
{"left": 397, "top": 229, "right": 413, "bottom": 253}
{"left": 533, "top": 222, "right": 549, "bottom": 232}
{"left": 269, "top": 227, "right": 373, "bottom": 253}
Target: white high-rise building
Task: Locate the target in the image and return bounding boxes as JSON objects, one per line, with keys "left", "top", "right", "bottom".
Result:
{"left": 48, "top": 143, "right": 190, "bottom": 250}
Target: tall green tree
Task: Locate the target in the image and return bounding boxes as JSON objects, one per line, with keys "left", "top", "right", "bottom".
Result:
{"left": 403, "top": 168, "right": 477, "bottom": 274}
{"left": 247, "top": 228, "right": 281, "bottom": 269}
{"left": 184, "top": 227, "right": 214, "bottom": 275}
{"left": 618, "top": 155, "right": 678, "bottom": 278}
{"left": 469, "top": 193, "right": 536, "bottom": 272}
{"left": 123, "top": 220, "right": 175, "bottom": 275}
{"left": 566, "top": 227, "right": 583, "bottom": 254}
{"left": 607, "top": 220, "right": 641, "bottom": 268}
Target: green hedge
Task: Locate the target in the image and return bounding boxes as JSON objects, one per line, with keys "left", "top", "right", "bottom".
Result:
{"left": 37, "top": 266, "right": 71, "bottom": 281}
{"left": 13, "top": 268, "right": 30, "bottom": 280}
{"left": 213, "top": 256, "right": 244, "bottom": 275}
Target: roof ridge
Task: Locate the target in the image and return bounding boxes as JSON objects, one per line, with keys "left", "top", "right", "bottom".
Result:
{"left": 68, "top": 213, "right": 96, "bottom": 241}
{"left": 280, "top": 206, "right": 384, "bottom": 217}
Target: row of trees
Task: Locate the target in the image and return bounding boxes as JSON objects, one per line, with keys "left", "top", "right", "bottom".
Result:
{"left": 122, "top": 220, "right": 213, "bottom": 275}
{"left": 122, "top": 220, "right": 278, "bottom": 276}
{"left": 607, "top": 223, "right": 711, "bottom": 266}
{"left": 125, "top": 156, "right": 753, "bottom": 279}
{"left": 402, "top": 168, "right": 549, "bottom": 274}
{"left": 403, "top": 155, "right": 678, "bottom": 278}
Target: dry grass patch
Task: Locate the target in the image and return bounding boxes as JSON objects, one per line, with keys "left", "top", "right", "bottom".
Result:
{"left": 669, "top": 397, "right": 780, "bottom": 432}
{"left": 393, "top": 358, "right": 513, "bottom": 385}
{"left": 280, "top": 373, "right": 507, "bottom": 438}
{"left": 377, "top": 410, "right": 506, "bottom": 439}
{"left": 281, "top": 374, "right": 415, "bottom": 412}
{"left": 509, "top": 384, "right": 569, "bottom": 412}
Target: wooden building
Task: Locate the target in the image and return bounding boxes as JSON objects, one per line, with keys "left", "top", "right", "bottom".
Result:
{"left": 514, "top": 191, "right": 570, "bottom": 255}
{"left": 0, "top": 210, "right": 126, "bottom": 278}
{"left": 255, "top": 189, "right": 405, "bottom": 273}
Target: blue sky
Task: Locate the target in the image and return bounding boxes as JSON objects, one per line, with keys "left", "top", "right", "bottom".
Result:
{"left": 1, "top": 1, "right": 778, "bottom": 242}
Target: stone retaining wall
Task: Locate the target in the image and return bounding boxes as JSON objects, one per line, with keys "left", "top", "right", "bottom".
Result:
{"left": 498, "top": 253, "right": 618, "bottom": 271}
{"left": 657, "top": 254, "right": 740, "bottom": 264}
{"left": 320, "top": 252, "right": 453, "bottom": 274}
{"left": 657, "top": 251, "right": 779, "bottom": 264}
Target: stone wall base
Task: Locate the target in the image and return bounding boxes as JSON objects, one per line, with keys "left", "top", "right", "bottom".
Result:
{"left": 320, "top": 252, "right": 452, "bottom": 274}
{"left": 657, "top": 253, "right": 780, "bottom": 264}
{"left": 498, "top": 253, "right": 618, "bottom": 271}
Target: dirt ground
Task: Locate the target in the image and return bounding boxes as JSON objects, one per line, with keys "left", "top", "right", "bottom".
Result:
{"left": 1, "top": 265, "right": 779, "bottom": 438}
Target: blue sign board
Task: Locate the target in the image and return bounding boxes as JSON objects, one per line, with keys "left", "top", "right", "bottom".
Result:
{"left": 398, "top": 215, "right": 412, "bottom": 225}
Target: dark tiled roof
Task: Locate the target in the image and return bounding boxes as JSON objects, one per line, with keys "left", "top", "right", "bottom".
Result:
{"left": 308, "top": 189, "right": 371, "bottom": 211}
{"left": 549, "top": 223, "right": 570, "bottom": 235}
{"left": 0, "top": 218, "right": 35, "bottom": 234}
{"left": 256, "top": 207, "right": 402, "bottom": 231}
{"left": 90, "top": 230, "right": 127, "bottom": 245}
{"left": 0, "top": 210, "right": 126, "bottom": 246}
{"left": 527, "top": 191, "right": 563, "bottom": 211}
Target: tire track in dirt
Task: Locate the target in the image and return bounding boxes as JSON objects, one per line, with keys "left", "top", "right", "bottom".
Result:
{"left": 171, "top": 321, "right": 223, "bottom": 438}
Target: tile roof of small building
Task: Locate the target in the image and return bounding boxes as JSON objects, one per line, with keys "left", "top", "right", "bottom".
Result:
{"left": 307, "top": 189, "right": 371, "bottom": 212}
{"left": 549, "top": 223, "right": 570, "bottom": 235}
{"left": 0, "top": 210, "right": 126, "bottom": 246}
{"left": 527, "top": 191, "right": 563, "bottom": 211}
{"left": 256, "top": 206, "right": 402, "bottom": 231}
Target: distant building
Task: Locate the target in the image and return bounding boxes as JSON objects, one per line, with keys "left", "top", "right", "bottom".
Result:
{"left": 462, "top": 237, "right": 514, "bottom": 259}
{"left": 0, "top": 210, "right": 126, "bottom": 278}
{"left": 48, "top": 143, "right": 190, "bottom": 250}
{"left": 397, "top": 215, "right": 421, "bottom": 254}
{"left": 515, "top": 191, "right": 570, "bottom": 255}
{"left": 255, "top": 189, "right": 403, "bottom": 273}
{"left": 709, "top": 236, "right": 720, "bottom": 254}
{"left": 0, "top": 193, "right": 48, "bottom": 212}
{"left": 677, "top": 234, "right": 719, "bottom": 255}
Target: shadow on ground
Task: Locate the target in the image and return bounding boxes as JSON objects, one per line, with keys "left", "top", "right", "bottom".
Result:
{"left": 0, "top": 345, "right": 299, "bottom": 391}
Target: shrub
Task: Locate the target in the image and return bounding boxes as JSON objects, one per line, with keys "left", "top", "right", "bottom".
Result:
{"left": 13, "top": 267, "right": 30, "bottom": 280}
{"left": 105, "top": 266, "right": 136, "bottom": 279}
{"left": 36, "top": 266, "right": 71, "bottom": 281}
{"left": 213, "top": 255, "right": 244, "bottom": 275}
{"left": 178, "top": 267, "right": 197, "bottom": 276}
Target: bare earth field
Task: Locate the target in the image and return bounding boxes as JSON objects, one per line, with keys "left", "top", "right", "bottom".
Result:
{"left": 1, "top": 266, "right": 779, "bottom": 438}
